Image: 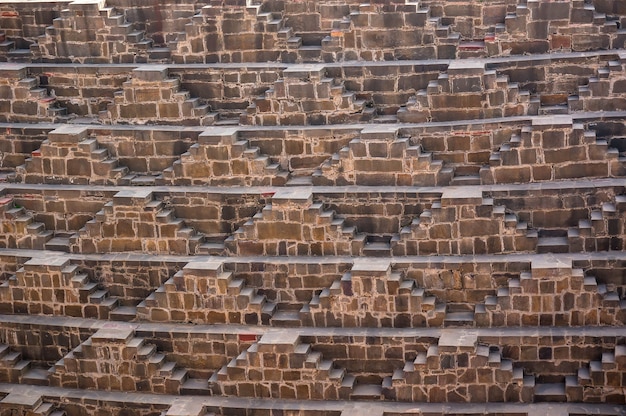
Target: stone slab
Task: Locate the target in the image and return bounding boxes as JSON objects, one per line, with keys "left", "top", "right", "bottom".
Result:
{"left": 91, "top": 324, "right": 135, "bottom": 344}
{"left": 439, "top": 329, "right": 478, "bottom": 350}
{"left": 351, "top": 258, "right": 391, "bottom": 275}
{"left": 68, "top": 0, "right": 105, "bottom": 10}
{"left": 440, "top": 187, "right": 483, "bottom": 206}
{"left": 24, "top": 256, "right": 69, "bottom": 268}
{"left": 183, "top": 259, "right": 224, "bottom": 275}
{"left": 0, "top": 63, "right": 28, "bottom": 79}
{"left": 272, "top": 188, "right": 313, "bottom": 206}
{"left": 132, "top": 66, "right": 169, "bottom": 82}
{"left": 360, "top": 125, "right": 398, "bottom": 141}
{"left": 257, "top": 332, "right": 300, "bottom": 353}
{"left": 47, "top": 125, "right": 89, "bottom": 144}
{"left": 531, "top": 255, "right": 572, "bottom": 278}
{"left": 166, "top": 400, "right": 206, "bottom": 416}
{"left": 198, "top": 127, "right": 239, "bottom": 145}
{"left": 532, "top": 115, "right": 573, "bottom": 128}
{"left": 447, "top": 60, "right": 485, "bottom": 76}
{"left": 0, "top": 392, "right": 42, "bottom": 408}
{"left": 113, "top": 189, "right": 153, "bottom": 206}
{"left": 284, "top": 64, "right": 326, "bottom": 80}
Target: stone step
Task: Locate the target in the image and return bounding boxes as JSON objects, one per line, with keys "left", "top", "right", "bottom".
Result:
{"left": 44, "top": 236, "right": 70, "bottom": 252}
{"left": 362, "top": 241, "right": 391, "bottom": 257}
{"left": 450, "top": 175, "right": 481, "bottom": 186}
{"left": 180, "top": 377, "right": 210, "bottom": 395}
{"left": 534, "top": 382, "right": 567, "bottom": 402}
{"left": 21, "top": 366, "right": 50, "bottom": 386}
{"left": 0, "top": 40, "right": 15, "bottom": 52}
{"left": 2, "top": 351, "right": 22, "bottom": 366}
{"left": 0, "top": 345, "right": 10, "bottom": 360}
{"left": 88, "top": 290, "right": 110, "bottom": 304}
{"left": 536, "top": 237, "right": 569, "bottom": 254}
{"left": 350, "top": 383, "right": 382, "bottom": 400}
{"left": 271, "top": 310, "right": 301, "bottom": 327}
{"left": 444, "top": 311, "right": 475, "bottom": 327}
{"left": 79, "top": 282, "right": 99, "bottom": 302}
{"left": 109, "top": 305, "right": 137, "bottom": 322}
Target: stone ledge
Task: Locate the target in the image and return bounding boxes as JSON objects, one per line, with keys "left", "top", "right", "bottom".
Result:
{"left": 0, "top": 382, "right": 623, "bottom": 415}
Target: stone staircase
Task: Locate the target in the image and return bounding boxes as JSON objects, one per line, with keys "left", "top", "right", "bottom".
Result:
{"left": 49, "top": 326, "right": 188, "bottom": 394}
{"left": 170, "top": 1, "right": 299, "bottom": 64}
{"left": 0, "top": 392, "right": 66, "bottom": 415}
{"left": 209, "top": 332, "right": 355, "bottom": 400}
{"left": 491, "top": 0, "right": 624, "bottom": 57}
{"left": 15, "top": 125, "right": 128, "bottom": 185}
{"left": 385, "top": 332, "right": 534, "bottom": 402}
{"left": 398, "top": 60, "right": 532, "bottom": 123}
{"left": 0, "top": 344, "right": 45, "bottom": 386}
{"left": 301, "top": 258, "right": 445, "bottom": 328}
{"left": 102, "top": 66, "right": 217, "bottom": 126}
{"left": 483, "top": 115, "right": 621, "bottom": 184}
{"left": 0, "top": 195, "right": 64, "bottom": 251}
{"left": 572, "top": 344, "right": 626, "bottom": 402}
{"left": 312, "top": 125, "right": 451, "bottom": 186}
{"left": 393, "top": 188, "right": 537, "bottom": 256}
{"left": 244, "top": 64, "right": 373, "bottom": 126}
{"left": 136, "top": 259, "right": 276, "bottom": 325}
{"left": 343, "top": 1, "right": 462, "bottom": 61}
{"left": 0, "top": 30, "right": 20, "bottom": 60}
{"left": 225, "top": 188, "right": 365, "bottom": 256}
{"left": 100, "top": 5, "right": 161, "bottom": 59}
{"left": 0, "top": 256, "right": 134, "bottom": 321}
{"left": 577, "top": 54, "right": 626, "bottom": 112}
{"left": 37, "top": 0, "right": 170, "bottom": 64}
{"left": 70, "top": 189, "right": 206, "bottom": 255}
{"left": 158, "top": 401, "right": 215, "bottom": 416}
{"left": 160, "top": 126, "right": 289, "bottom": 186}
{"left": 0, "top": 68, "right": 67, "bottom": 122}
{"left": 475, "top": 257, "right": 624, "bottom": 327}
{"left": 567, "top": 192, "right": 626, "bottom": 252}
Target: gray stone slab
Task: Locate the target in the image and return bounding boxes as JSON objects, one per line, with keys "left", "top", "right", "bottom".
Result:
{"left": 439, "top": 329, "right": 478, "bottom": 349}
{"left": 532, "top": 255, "right": 572, "bottom": 278}
{"left": 0, "top": 64, "right": 28, "bottom": 79}
{"left": 0, "top": 392, "right": 41, "bottom": 408}
{"left": 113, "top": 189, "right": 153, "bottom": 206}
{"left": 360, "top": 125, "right": 398, "bottom": 140}
{"left": 68, "top": 0, "right": 105, "bottom": 10}
{"left": 441, "top": 187, "right": 483, "bottom": 206}
{"left": 166, "top": 399, "right": 206, "bottom": 416}
{"left": 132, "top": 66, "right": 169, "bottom": 82}
{"left": 447, "top": 60, "right": 485, "bottom": 76}
{"left": 272, "top": 188, "right": 313, "bottom": 206}
{"left": 183, "top": 259, "right": 224, "bottom": 274}
{"left": 47, "top": 125, "right": 89, "bottom": 143}
{"left": 198, "top": 127, "right": 239, "bottom": 145}
{"left": 532, "top": 114, "right": 573, "bottom": 128}
{"left": 532, "top": 256, "right": 571, "bottom": 271}
{"left": 24, "top": 256, "right": 69, "bottom": 268}
{"left": 258, "top": 331, "right": 300, "bottom": 347}
{"left": 351, "top": 258, "right": 391, "bottom": 275}
{"left": 91, "top": 324, "right": 135, "bottom": 343}
{"left": 284, "top": 64, "right": 326, "bottom": 79}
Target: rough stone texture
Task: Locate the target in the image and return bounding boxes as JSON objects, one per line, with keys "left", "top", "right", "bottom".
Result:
{"left": 398, "top": 61, "right": 531, "bottom": 123}
{"left": 225, "top": 189, "right": 366, "bottom": 256}
{"left": 0, "top": 0, "right": 625, "bottom": 413}
{"left": 160, "top": 127, "right": 289, "bottom": 186}
{"left": 70, "top": 189, "right": 208, "bottom": 255}
{"left": 49, "top": 325, "right": 189, "bottom": 394}
{"left": 0, "top": 256, "right": 119, "bottom": 319}
{"left": 102, "top": 67, "right": 216, "bottom": 126}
